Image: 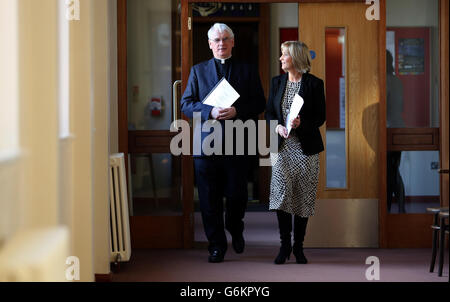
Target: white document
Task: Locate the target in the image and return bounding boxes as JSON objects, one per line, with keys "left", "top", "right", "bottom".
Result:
{"left": 286, "top": 94, "right": 304, "bottom": 135}
{"left": 202, "top": 77, "right": 240, "bottom": 108}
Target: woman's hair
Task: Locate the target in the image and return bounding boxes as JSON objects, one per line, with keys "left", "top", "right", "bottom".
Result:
{"left": 208, "top": 23, "right": 235, "bottom": 40}
{"left": 281, "top": 41, "right": 311, "bottom": 73}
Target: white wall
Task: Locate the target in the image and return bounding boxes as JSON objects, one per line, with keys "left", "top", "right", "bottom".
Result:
{"left": 399, "top": 151, "right": 440, "bottom": 196}
{"left": 270, "top": 3, "right": 298, "bottom": 79}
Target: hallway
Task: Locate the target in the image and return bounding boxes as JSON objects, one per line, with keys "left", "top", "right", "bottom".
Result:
{"left": 111, "top": 247, "right": 448, "bottom": 282}
{"left": 112, "top": 213, "right": 448, "bottom": 282}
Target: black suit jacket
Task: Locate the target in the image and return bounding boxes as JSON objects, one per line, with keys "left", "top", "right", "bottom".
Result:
{"left": 265, "top": 72, "right": 326, "bottom": 156}
{"left": 181, "top": 58, "right": 266, "bottom": 157}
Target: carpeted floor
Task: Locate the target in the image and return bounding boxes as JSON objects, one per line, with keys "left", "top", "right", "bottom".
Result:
{"left": 111, "top": 247, "right": 447, "bottom": 282}
{"left": 112, "top": 213, "right": 448, "bottom": 283}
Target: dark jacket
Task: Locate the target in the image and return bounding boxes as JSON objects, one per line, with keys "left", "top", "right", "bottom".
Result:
{"left": 265, "top": 72, "right": 326, "bottom": 156}
{"left": 181, "top": 57, "right": 266, "bottom": 157}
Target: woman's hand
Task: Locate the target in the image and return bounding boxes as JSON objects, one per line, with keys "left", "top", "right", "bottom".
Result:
{"left": 290, "top": 115, "right": 301, "bottom": 129}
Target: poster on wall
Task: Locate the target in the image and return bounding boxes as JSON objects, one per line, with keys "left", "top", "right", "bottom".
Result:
{"left": 387, "top": 27, "right": 430, "bottom": 127}
{"left": 398, "top": 38, "right": 425, "bottom": 75}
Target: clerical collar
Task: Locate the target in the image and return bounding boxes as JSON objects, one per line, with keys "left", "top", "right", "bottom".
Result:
{"left": 214, "top": 56, "right": 232, "bottom": 64}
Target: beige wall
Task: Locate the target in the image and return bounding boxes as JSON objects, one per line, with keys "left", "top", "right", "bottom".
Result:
{"left": 109, "top": 0, "right": 119, "bottom": 154}
{"left": 0, "top": 0, "right": 114, "bottom": 281}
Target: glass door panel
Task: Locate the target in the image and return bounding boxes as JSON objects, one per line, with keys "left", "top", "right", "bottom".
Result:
{"left": 386, "top": 0, "right": 440, "bottom": 214}
{"left": 124, "top": 0, "right": 188, "bottom": 248}
{"left": 127, "top": 0, "right": 180, "bottom": 131}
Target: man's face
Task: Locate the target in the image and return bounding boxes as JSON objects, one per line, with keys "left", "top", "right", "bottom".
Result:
{"left": 208, "top": 30, "right": 234, "bottom": 59}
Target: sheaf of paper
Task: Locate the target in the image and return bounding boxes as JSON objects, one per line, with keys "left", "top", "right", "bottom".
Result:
{"left": 286, "top": 94, "right": 304, "bottom": 135}
{"left": 202, "top": 78, "right": 240, "bottom": 108}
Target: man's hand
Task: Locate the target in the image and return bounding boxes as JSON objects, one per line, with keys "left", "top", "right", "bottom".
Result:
{"left": 211, "top": 106, "right": 237, "bottom": 120}
{"left": 277, "top": 125, "right": 289, "bottom": 138}
{"left": 210, "top": 107, "right": 222, "bottom": 119}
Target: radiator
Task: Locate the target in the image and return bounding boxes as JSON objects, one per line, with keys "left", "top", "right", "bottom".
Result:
{"left": 109, "top": 153, "right": 131, "bottom": 263}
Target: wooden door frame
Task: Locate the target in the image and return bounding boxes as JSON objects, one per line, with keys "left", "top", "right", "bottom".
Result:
{"left": 381, "top": 0, "right": 449, "bottom": 247}
{"left": 439, "top": 0, "right": 449, "bottom": 209}
{"left": 117, "top": 0, "right": 192, "bottom": 248}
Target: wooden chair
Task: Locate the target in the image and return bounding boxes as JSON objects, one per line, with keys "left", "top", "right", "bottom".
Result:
{"left": 427, "top": 207, "right": 448, "bottom": 273}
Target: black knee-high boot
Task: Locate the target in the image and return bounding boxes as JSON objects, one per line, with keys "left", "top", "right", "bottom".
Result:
{"left": 274, "top": 210, "right": 292, "bottom": 264}
{"left": 293, "top": 216, "right": 308, "bottom": 264}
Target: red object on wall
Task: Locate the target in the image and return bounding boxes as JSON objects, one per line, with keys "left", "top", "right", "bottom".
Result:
{"left": 325, "top": 28, "right": 343, "bottom": 129}
{"left": 150, "top": 98, "right": 162, "bottom": 116}
{"left": 388, "top": 27, "right": 430, "bottom": 127}
{"left": 279, "top": 28, "right": 299, "bottom": 74}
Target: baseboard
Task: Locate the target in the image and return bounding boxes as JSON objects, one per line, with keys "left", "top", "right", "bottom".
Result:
{"left": 95, "top": 273, "right": 112, "bottom": 282}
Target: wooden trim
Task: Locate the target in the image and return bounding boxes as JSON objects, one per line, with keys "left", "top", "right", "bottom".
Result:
{"left": 128, "top": 130, "right": 178, "bottom": 153}
{"left": 387, "top": 128, "right": 440, "bottom": 151}
{"left": 440, "top": 0, "right": 449, "bottom": 208}
{"left": 194, "top": 17, "right": 260, "bottom": 23}
{"left": 403, "top": 196, "right": 441, "bottom": 204}
{"left": 117, "top": 0, "right": 128, "bottom": 156}
{"left": 258, "top": 3, "right": 270, "bottom": 204}
{"left": 95, "top": 273, "right": 112, "bottom": 282}
{"left": 130, "top": 216, "right": 184, "bottom": 249}
{"left": 259, "top": 4, "right": 270, "bottom": 98}
{"left": 188, "top": 0, "right": 364, "bottom": 3}
{"left": 386, "top": 214, "right": 433, "bottom": 248}
{"left": 181, "top": 0, "right": 195, "bottom": 249}
{"left": 379, "top": 0, "right": 388, "bottom": 248}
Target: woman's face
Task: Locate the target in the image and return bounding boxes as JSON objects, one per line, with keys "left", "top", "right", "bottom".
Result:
{"left": 280, "top": 48, "right": 293, "bottom": 72}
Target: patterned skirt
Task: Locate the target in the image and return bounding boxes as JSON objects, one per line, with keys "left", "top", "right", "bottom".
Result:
{"left": 269, "top": 136, "right": 320, "bottom": 217}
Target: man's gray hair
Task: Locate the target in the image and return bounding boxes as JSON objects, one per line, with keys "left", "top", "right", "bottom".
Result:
{"left": 207, "top": 23, "right": 234, "bottom": 40}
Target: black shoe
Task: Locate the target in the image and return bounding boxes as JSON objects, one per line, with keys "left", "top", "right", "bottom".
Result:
{"left": 293, "top": 249, "right": 308, "bottom": 264}
{"left": 208, "top": 249, "right": 224, "bottom": 263}
{"left": 232, "top": 234, "right": 245, "bottom": 254}
{"left": 274, "top": 245, "right": 292, "bottom": 265}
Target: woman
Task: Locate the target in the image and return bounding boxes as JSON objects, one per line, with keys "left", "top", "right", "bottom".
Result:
{"left": 265, "top": 41, "right": 326, "bottom": 264}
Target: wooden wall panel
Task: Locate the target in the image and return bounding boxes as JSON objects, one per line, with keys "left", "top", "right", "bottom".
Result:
{"left": 440, "top": 0, "right": 449, "bottom": 208}
{"left": 299, "top": 3, "right": 379, "bottom": 199}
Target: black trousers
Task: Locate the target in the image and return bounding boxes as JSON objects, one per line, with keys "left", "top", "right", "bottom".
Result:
{"left": 194, "top": 156, "right": 249, "bottom": 254}
{"left": 387, "top": 151, "right": 405, "bottom": 213}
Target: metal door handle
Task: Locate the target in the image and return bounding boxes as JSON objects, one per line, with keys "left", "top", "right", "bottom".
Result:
{"left": 172, "top": 80, "right": 182, "bottom": 129}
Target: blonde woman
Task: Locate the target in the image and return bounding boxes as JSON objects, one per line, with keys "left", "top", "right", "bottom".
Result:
{"left": 265, "top": 41, "right": 326, "bottom": 264}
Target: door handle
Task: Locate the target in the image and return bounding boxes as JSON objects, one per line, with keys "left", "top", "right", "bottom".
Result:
{"left": 438, "top": 169, "right": 449, "bottom": 174}
{"left": 172, "top": 80, "right": 182, "bottom": 129}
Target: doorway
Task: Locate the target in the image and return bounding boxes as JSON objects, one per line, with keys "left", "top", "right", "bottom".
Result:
{"left": 117, "top": 0, "right": 449, "bottom": 249}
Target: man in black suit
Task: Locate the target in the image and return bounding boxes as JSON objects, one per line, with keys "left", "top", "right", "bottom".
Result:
{"left": 181, "top": 23, "right": 266, "bottom": 263}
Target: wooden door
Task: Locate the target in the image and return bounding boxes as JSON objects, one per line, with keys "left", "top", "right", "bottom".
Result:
{"left": 298, "top": 2, "right": 381, "bottom": 247}
{"left": 118, "top": 0, "right": 193, "bottom": 249}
